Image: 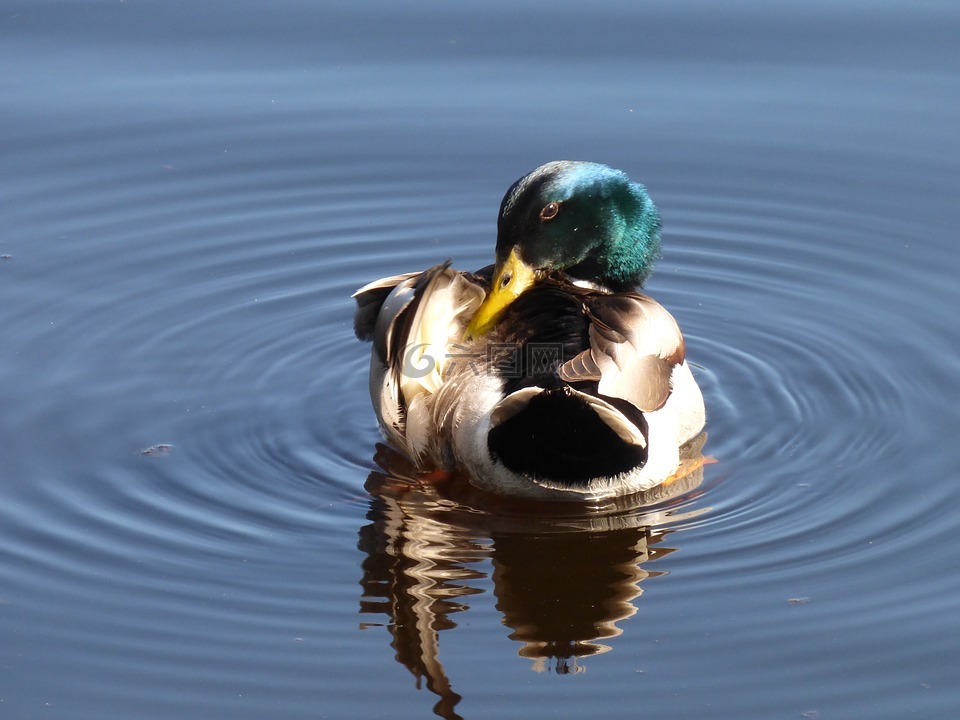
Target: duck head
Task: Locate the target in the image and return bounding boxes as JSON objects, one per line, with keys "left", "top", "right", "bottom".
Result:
{"left": 465, "top": 161, "right": 661, "bottom": 339}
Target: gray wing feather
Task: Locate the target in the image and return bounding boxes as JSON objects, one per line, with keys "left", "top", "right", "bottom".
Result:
{"left": 353, "top": 271, "right": 421, "bottom": 342}
{"left": 559, "top": 292, "right": 685, "bottom": 412}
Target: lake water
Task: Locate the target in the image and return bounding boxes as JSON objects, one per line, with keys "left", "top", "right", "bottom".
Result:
{"left": 2, "top": 2, "right": 959, "bottom": 718}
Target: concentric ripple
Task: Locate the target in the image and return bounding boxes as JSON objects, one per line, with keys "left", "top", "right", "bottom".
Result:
{"left": 4, "top": 112, "right": 952, "bottom": 581}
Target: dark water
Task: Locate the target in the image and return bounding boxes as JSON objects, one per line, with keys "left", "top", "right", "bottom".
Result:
{"left": 3, "top": 2, "right": 959, "bottom": 718}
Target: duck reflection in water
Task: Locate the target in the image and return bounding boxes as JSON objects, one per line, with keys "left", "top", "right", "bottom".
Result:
{"left": 358, "top": 434, "right": 709, "bottom": 720}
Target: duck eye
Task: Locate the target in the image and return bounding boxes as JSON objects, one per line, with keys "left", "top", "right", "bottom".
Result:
{"left": 499, "top": 272, "right": 512, "bottom": 288}
{"left": 539, "top": 201, "right": 560, "bottom": 221}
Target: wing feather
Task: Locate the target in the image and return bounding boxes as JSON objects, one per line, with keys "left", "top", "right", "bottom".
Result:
{"left": 352, "top": 271, "right": 421, "bottom": 341}
{"left": 559, "top": 292, "right": 686, "bottom": 412}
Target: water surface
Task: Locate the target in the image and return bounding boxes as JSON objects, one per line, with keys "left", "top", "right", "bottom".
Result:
{"left": 2, "top": 2, "right": 959, "bottom": 719}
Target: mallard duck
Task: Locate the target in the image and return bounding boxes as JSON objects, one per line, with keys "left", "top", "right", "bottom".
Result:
{"left": 354, "top": 161, "right": 705, "bottom": 501}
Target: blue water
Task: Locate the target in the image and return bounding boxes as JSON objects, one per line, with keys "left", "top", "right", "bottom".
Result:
{"left": 2, "top": 2, "right": 959, "bottom": 718}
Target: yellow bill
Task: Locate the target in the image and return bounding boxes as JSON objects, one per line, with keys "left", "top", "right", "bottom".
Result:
{"left": 464, "top": 248, "right": 537, "bottom": 339}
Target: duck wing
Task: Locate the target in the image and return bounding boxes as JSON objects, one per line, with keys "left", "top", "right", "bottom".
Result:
{"left": 353, "top": 271, "right": 421, "bottom": 342}
{"left": 353, "top": 264, "right": 487, "bottom": 456}
{"left": 558, "top": 292, "right": 685, "bottom": 412}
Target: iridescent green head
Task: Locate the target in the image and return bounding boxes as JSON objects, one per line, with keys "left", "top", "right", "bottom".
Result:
{"left": 466, "top": 161, "right": 661, "bottom": 338}
{"left": 497, "top": 160, "right": 661, "bottom": 289}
